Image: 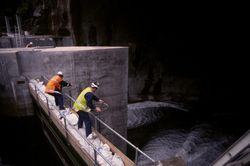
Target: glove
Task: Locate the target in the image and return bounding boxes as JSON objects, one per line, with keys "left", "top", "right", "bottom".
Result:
{"left": 96, "top": 107, "right": 102, "bottom": 112}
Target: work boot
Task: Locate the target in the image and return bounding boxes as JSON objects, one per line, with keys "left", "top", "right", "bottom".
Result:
{"left": 59, "top": 110, "right": 65, "bottom": 119}
{"left": 92, "top": 132, "right": 97, "bottom": 138}
{"left": 87, "top": 132, "right": 97, "bottom": 140}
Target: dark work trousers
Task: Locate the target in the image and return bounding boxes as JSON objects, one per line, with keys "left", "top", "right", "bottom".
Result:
{"left": 48, "top": 93, "right": 64, "bottom": 110}
{"left": 77, "top": 111, "right": 92, "bottom": 137}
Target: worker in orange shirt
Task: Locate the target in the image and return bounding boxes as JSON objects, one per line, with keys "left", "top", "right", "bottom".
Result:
{"left": 45, "top": 71, "right": 71, "bottom": 110}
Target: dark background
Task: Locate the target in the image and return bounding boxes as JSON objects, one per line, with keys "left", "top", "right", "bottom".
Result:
{"left": 0, "top": 0, "right": 248, "bottom": 165}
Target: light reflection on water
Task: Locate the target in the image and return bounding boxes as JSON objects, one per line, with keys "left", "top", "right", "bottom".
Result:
{"left": 127, "top": 101, "right": 237, "bottom": 166}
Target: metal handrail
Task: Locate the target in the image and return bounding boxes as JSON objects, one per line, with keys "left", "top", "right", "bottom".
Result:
{"left": 212, "top": 129, "right": 250, "bottom": 166}
{"left": 39, "top": 76, "right": 159, "bottom": 165}
{"left": 29, "top": 80, "right": 113, "bottom": 166}
{"left": 64, "top": 93, "right": 156, "bottom": 164}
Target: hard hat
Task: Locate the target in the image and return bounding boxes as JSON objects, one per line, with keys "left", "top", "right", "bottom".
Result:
{"left": 57, "top": 71, "right": 63, "bottom": 76}
{"left": 91, "top": 81, "right": 100, "bottom": 89}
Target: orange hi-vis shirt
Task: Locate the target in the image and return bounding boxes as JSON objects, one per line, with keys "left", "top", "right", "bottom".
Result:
{"left": 45, "top": 75, "right": 63, "bottom": 93}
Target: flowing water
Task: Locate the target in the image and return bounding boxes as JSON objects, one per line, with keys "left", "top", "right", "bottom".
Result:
{"left": 127, "top": 101, "right": 247, "bottom": 166}
{"left": 1, "top": 100, "right": 247, "bottom": 166}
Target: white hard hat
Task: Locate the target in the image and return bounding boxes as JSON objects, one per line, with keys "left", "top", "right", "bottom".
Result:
{"left": 57, "top": 71, "right": 63, "bottom": 75}
{"left": 91, "top": 81, "right": 100, "bottom": 89}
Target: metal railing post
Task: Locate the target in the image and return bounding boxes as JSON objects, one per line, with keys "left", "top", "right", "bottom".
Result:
{"left": 94, "top": 149, "right": 98, "bottom": 165}
{"left": 34, "top": 85, "right": 39, "bottom": 101}
{"left": 63, "top": 115, "right": 69, "bottom": 141}
{"left": 30, "top": 77, "right": 157, "bottom": 165}
{"left": 157, "top": 161, "right": 163, "bottom": 166}
{"left": 135, "top": 147, "right": 139, "bottom": 164}
{"left": 94, "top": 116, "right": 98, "bottom": 132}
{"left": 69, "top": 89, "right": 73, "bottom": 107}
{"left": 46, "top": 96, "right": 51, "bottom": 118}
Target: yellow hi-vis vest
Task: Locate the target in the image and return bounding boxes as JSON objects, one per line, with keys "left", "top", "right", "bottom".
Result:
{"left": 73, "top": 87, "right": 92, "bottom": 112}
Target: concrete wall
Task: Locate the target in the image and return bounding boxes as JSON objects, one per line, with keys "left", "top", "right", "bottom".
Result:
{"left": 0, "top": 49, "right": 34, "bottom": 116}
{"left": 0, "top": 46, "right": 128, "bottom": 151}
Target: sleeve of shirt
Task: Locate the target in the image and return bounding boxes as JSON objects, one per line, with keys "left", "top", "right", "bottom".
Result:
{"left": 85, "top": 92, "right": 100, "bottom": 109}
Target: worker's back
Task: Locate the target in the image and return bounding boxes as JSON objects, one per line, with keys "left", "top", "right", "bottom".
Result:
{"left": 45, "top": 75, "right": 63, "bottom": 93}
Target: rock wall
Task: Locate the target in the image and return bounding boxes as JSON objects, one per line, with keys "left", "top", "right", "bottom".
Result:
{"left": 1, "top": 0, "right": 241, "bottom": 114}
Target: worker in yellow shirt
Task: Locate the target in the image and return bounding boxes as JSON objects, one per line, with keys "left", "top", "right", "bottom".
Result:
{"left": 73, "top": 81, "right": 103, "bottom": 138}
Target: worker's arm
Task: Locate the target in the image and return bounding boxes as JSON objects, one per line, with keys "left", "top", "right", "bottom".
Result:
{"left": 45, "top": 89, "right": 55, "bottom": 93}
{"left": 85, "top": 92, "right": 102, "bottom": 112}
{"left": 46, "top": 89, "right": 61, "bottom": 94}
{"left": 60, "top": 80, "right": 71, "bottom": 87}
